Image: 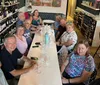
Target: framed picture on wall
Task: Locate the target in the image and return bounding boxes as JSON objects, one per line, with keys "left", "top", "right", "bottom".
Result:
{"left": 28, "top": 0, "right": 61, "bottom": 7}
{"left": 26, "top": 0, "right": 67, "bottom": 15}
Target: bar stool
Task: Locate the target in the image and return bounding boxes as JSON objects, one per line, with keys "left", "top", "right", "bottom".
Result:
{"left": 93, "top": 45, "right": 100, "bottom": 69}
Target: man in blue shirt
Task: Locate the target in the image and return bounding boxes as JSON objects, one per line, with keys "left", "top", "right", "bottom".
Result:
{"left": 16, "top": 12, "right": 25, "bottom": 27}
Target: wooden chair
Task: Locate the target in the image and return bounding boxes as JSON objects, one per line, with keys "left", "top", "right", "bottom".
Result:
{"left": 88, "top": 69, "right": 97, "bottom": 84}
{"left": 89, "top": 78, "right": 100, "bottom": 85}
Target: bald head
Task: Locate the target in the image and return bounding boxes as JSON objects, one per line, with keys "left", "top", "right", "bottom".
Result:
{"left": 24, "top": 19, "right": 32, "bottom": 29}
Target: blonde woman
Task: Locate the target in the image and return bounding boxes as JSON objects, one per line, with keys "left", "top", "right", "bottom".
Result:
{"left": 56, "top": 21, "right": 77, "bottom": 53}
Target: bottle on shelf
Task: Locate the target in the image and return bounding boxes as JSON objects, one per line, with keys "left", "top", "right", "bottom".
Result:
{"left": 2, "top": 7, "right": 6, "bottom": 18}
{"left": 0, "top": 11, "right": 3, "bottom": 20}
{"left": 5, "top": 7, "right": 8, "bottom": 17}
{"left": 4, "top": 1, "right": 9, "bottom": 5}
{"left": 1, "top": 23, "right": 6, "bottom": 31}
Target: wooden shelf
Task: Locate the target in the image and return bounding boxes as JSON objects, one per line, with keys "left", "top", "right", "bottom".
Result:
{"left": 0, "top": 2, "right": 20, "bottom": 7}
{"left": 0, "top": 19, "right": 17, "bottom": 35}
{"left": 81, "top": 3, "right": 100, "bottom": 11}
{"left": 0, "top": 43, "right": 4, "bottom": 46}
{"left": 0, "top": 11, "right": 18, "bottom": 23}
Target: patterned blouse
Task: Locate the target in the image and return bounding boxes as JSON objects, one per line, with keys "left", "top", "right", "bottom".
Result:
{"left": 60, "top": 31, "right": 77, "bottom": 51}
{"left": 65, "top": 52, "right": 95, "bottom": 78}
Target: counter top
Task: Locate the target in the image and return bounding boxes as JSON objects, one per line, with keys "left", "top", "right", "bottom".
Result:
{"left": 18, "top": 26, "right": 62, "bottom": 85}
{"left": 76, "top": 7, "right": 100, "bottom": 21}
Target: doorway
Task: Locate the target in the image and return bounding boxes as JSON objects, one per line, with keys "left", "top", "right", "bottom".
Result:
{"left": 67, "top": 0, "right": 77, "bottom": 21}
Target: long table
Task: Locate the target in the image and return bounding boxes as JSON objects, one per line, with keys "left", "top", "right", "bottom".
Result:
{"left": 18, "top": 26, "right": 62, "bottom": 85}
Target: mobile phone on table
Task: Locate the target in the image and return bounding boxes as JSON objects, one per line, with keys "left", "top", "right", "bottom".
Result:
{"left": 32, "top": 45, "right": 39, "bottom": 48}
{"left": 35, "top": 42, "right": 41, "bottom": 45}
{"left": 31, "top": 57, "right": 38, "bottom": 60}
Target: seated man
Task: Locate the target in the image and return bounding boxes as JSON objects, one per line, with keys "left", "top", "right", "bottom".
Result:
{"left": 23, "top": 19, "right": 33, "bottom": 49}
{"left": 16, "top": 12, "right": 25, "bottom": 27}
{"left": 23, "top": 19, "right": 39, "bottom": 48}
{"left": 0, "top": 35, "right": 36, "bottom": 85}
{"left": 55, "top": 18, "right": 66, "bottom": 41}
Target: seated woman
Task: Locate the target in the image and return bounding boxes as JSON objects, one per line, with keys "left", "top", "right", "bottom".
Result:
{"left": 56, "top": 21, "right": 77, "bottom": 53}
{"left": 32, "top": 9, "right": 42, "bottom": 26}
{"left": 0, "top": 62, "right": 8, "bottom": 85}
{"left": 14, "top": 26, "right": 28, "bottom": 55}
{"left": 61, "top": 40, "right": 95, "bottom": 85}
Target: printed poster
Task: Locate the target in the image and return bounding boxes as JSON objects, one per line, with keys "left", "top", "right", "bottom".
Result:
{"left": 29, "top": 0, "right": 61, "bottom": 7}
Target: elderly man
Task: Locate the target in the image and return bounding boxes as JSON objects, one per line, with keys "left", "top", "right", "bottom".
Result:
{"left": 16, "top": 12, "right": 25, "bottom": 27}
{"left": 0, "top": 35, "right": 36, "bottom": 85}
{"left": 55, "top": 18, "right": 66, "bottom": 41}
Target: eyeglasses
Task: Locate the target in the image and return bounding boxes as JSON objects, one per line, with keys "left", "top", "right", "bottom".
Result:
{"left": 66, "top": 21, "right": 73, "bottom": 25}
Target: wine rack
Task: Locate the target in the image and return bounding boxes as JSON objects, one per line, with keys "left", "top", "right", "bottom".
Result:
{"left": 0, "top": 0, "right": 19, "bottom": 45}
{"left": 74, "top": 11, "right": 84, "bottom": 30}
{"left": 74, "top": 11, "right": 97, "bottom": 46}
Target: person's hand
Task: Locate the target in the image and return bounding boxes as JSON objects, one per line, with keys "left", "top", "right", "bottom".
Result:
{"left": 56, "top": 41, "right": 60, "bottom": 46}
{"left": 62, "top": 77, "right": 68, "bottom": 84}
{"left": 30, "top": 27, "right": 37, "bottom": 32}
{"left": 23, "top": 56, "right": 32, "bottom": 64}
{"left": 29, "top": 61, "right": 38, "bottom": 70}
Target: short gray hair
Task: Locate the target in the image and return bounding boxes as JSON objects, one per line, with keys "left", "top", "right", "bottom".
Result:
{"left": 4, "top": 34, "right": 16, "bottom": 44}
{"left": 18, "top": 12, "right": 24, "bottom": 18}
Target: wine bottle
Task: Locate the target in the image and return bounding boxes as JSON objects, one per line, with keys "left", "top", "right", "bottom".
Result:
{"left": 1, "top": 23, "right": 6, "bottom": 31}
{"left": 5, "top": 7, "right": 8, "bottom": 17}
{"left": 2, "top": 7, "right": 6, "bottom": 17}
{"left": 0, "top": 11, "right": 3, "bottom": 20}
